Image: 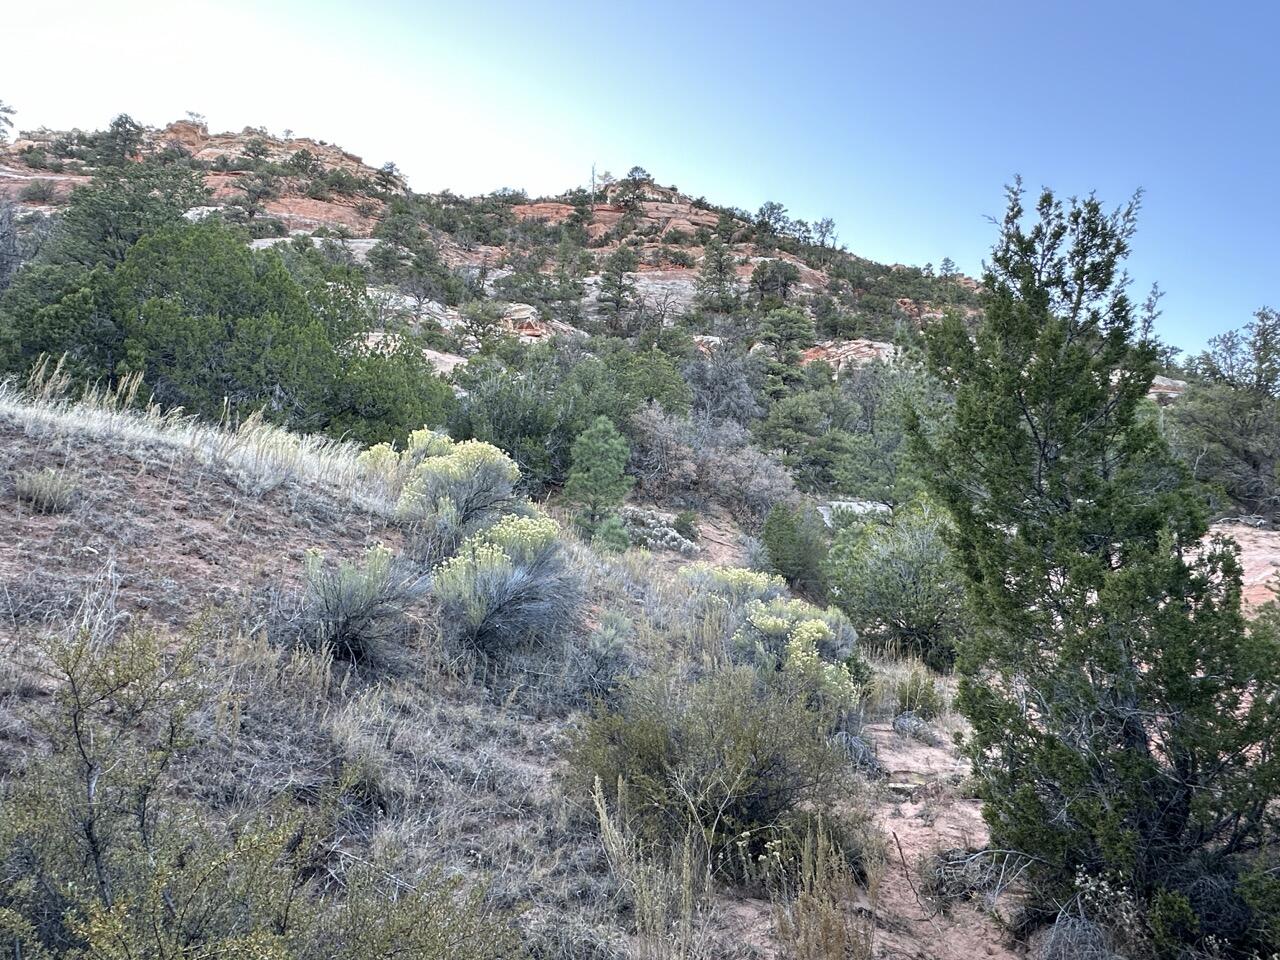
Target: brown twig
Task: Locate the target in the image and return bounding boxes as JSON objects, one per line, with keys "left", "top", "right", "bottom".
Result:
{"left": 892, "top": 830, "right": 940, "bottom": 920}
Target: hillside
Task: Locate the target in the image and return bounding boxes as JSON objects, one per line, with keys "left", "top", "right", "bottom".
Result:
{"left": 0, "top": 378, "right": 1021, "bottom": 959}
{"left": 0, "top": 117, "right": 980, "bottom": 348}
{"left": 2, "top": 111, "right": 1280, "bottom": 960}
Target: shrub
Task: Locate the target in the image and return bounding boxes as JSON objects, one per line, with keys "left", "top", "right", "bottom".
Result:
{"left": 18, "top": 178, "right": 57, "bottom": 203}
{"left": 15, "top": 467, "right": 77, "bottom": 513}
{"left": 570, "top": 666, "right": 856, "bottom": 881}
{"left": 433, "top": 514, "right": 580, "bottom": 658}
{"left": 678, "top": 562, "right": 787, "bottom": 607}
{"left": 825, "top": 502, "right": 967, "bottom": 671}
{"left": 692, "top": 420, "right": 795, "bottom": 521}
{"left": 560, "top": 612, "right": 636, "bottom": 707}
{"left": 360, "top": 429, "right": 521, "bottom": 561}
{"left": 673, "top": 510, "right": 699, "bottom": 542}
{"left": 769, "top": 820, "right": 879, "bottom": 960}
{"left": 592, "top": 514, "right": 631, "bottom": 553}
{"left": 626, "top": 408, "right": 792, "bottom": 521}
{"left": 0, "top": 623, "right": 518, "bottom": 959}
{"left": 761, "top": 503, "right": 829, "bottom": 596}
{"left": 619, "top": 506, "right": 696, "bottom": 554}
{"left": 892, "top": 662, "right": 943, "bottom": 720}
{"left": 302, "top": 544, "right": 425, "bottom": 662}
{"left": 732, "top": 597, "right": 863, "bottom": 673}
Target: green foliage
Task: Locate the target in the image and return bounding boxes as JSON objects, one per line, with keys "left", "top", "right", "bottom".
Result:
{"left": 569, "top": 666, "right": 855, "bottom": 881}
{"left": 458, "top": 299, "right": 509, "bottom": 351}
{"left": 326, "top": 339, "right": 458, "bottom": 446}
{"left": 591, "top": 514, "right": 631, "bottom": 553}
{"left": 2, "top": 215, "right": 451, "bottom": 446}
{"left": 695, "top": 235, "right": 739, "bottom": 312}
{"left": 892, "top": 663, "right": 943, "bottom": 720}
{"left": 1169, "top": 307, "right": 1280, "bottom": 519}
{"left": 828, "top": 359, "right": 944, "bottom": 504}
{"left": 41, "top": 162, "right": 209, "bottom": 267}
{"left": 433, "top": 514, "right": 581, "bottom": 658}
{"left": 564, "top": 415, "right": 634, "bottom": 532}
{"left": 757, "top": 307, "right": 814, "bottom": 400}
{"left": 673, "top": 510, "right": 699, "bottom": 542}
{"left": 759, "top": 306, "right": 813, "bottom": 362}
{"left": 750, "top": 260, "right": 801, "bottom": 304}
{"left": 761, "top": 502, "right": 828, "bottom": 596}
{"left": 0, "top": 622, "right": 518, "bottom": 959}
{"left": 912, "top": 181, "right": 1280, "bottom": 952}
{"left": 369, "top": 202, "right": 468, "bottom": 308}
{"left": 597, "top": 245, "right": 637, "bottom": 333}
{"left": 18, "top": 179, "right": 56, "bottom": 203}
{"left": 450, "top": 343, "right": 689, "bottom": 492}
{"left": 825, "top": 503, "right": 966, "bottom": 671}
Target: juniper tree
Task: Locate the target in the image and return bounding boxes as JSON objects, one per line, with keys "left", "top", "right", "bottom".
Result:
{"left": 1169, "top": 308, "right": 1280, "bottom": 519}
{"left": 911, "top": 182, "right": 1280, "bottom": 947}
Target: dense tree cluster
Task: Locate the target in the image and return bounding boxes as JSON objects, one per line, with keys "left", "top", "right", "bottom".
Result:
{"left": 0, "top": 162, "right": 453, "bottom": 445}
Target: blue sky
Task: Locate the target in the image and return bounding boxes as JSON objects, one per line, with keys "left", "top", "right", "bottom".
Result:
{"left": 3, "top": 0, "right": 1275, "bottom": 352}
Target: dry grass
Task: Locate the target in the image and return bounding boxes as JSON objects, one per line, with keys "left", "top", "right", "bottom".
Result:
{"left": 6, "top": 358, "right": 393, "bottom": 513}
{"left": 0, "top": 367, "right": 1007, "bottom": 959}
{"left": 14, "top": 466, "right": 77, "bottom": 513}
{"left": 770, "top": 819, "right": 882, "bottom": 960}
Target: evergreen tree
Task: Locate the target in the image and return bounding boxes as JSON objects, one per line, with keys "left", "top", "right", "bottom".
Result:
{"left": 0, "top": 199, "right": 19, "bottom": 293}
{"left": 597, "top": 246, "right": 637, "bottom": 334}
{"left": 695, "top": 235, "right": 739, "bottom": 312}
{"left": 1170, "top": 308, "right": 1280, "bottom": 519}
{"left": 750, "top": 259, "right": 801, "bottom": 304}
{"left": 758, "top": 306, "right": 814, "bottom": 400}
{"left": 761, "top": 502, "right": 828, "bottom": 597}
{"left": 911, "top": 182, "right": 1280, "bottom": 948}
{"left": 564, "top": 415, "right": 634, "bottom": 533}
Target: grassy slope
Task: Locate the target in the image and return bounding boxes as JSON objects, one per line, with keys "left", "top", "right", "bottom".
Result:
{"left": 0, "top": 381, "right": 1019, "bottom": 958}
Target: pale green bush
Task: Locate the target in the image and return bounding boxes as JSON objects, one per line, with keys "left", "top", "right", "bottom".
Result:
{"left": 569, "top": 666, "right": 863, "bottom": 884}
{"left": 359, "top": 430, "right": 521, "bottom": 562}
{"left": 825, "top": 502, "right": 967, "bottom": 672}
{"left": 302, "top": 544, "right": 425, "bottom": 662}
{"left": 433, "top": 514, "right": 580, "bottom": 657}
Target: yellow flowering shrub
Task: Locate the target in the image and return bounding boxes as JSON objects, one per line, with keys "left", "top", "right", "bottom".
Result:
{"left": 784, "top": 620, "right": 859, "bottom": 709}
{"left": 678, "top": 563, "right": 786, "bottom": 605}
{"left": 356, "top": 429, "right": 521, "bottom": 537}
{"left": 432, "top": 512, "right": 579, "bottom": 656}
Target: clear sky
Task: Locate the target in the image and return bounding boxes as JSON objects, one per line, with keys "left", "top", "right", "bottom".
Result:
{"left": 3, "top": 0, "right": 1275, "bottom": 353}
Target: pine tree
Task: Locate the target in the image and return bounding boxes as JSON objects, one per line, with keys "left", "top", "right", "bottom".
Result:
{"left": 0, "top": 100, "right": 14, "bottom": 144}
{"left": 564, "top": 416, "right": 634, "bottom": 533}
{"left": 911, "top": 182, "right": 1280, "bottom": 946}
{"left": 597, "top": 246, "right": 637, "bottom": 335}
{"left": 695, "top": 235, "right": 739, "bottom": 312}
{"left": 759, "top": 306, "right": 815, "bottom": 400}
